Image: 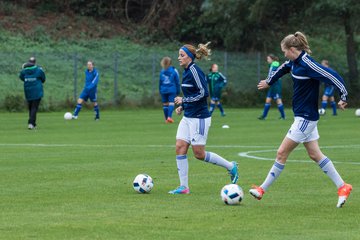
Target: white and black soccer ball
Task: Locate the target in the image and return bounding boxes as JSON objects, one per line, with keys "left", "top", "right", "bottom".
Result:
{"left": 221, "top": 184, "right": 244, "bottom": 205}
{"left": 133, "top": 174, "right": 154, "bottom": 193}
{"left": 355, "top": 109, "right": 360, "bottom": 117}
{"left": 64, "top": 112, "right": 73, "bottom": 120}
{"left": 318, "top": 108, "right": 326, "bottom": 116}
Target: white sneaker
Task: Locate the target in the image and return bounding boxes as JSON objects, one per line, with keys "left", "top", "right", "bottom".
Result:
{"left": 28, "top": 124, "right": 35, "bottom": 130}
{"left": 72, "top": 115, "right": 78, "bottom": 119}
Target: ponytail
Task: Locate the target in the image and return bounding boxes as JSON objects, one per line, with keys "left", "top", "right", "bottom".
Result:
{"left": 182, "top": 42, "right": 212, "bottom": 61}
{"left": 281, "top": 31, "right": 312, "bottom": 54}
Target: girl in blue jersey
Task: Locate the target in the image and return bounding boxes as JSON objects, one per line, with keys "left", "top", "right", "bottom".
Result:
{"left": 159, "top": 57, "right": 180, "bottom": 123}
{"left": 319, "top": 60, "right": 337, "bottom": 116}
{"left": 250, "top": 32, "right": 352, "bottom": 208}
{"left": 168, "top": 43, "right": 239, "bottom": 194}
{"left": 73, "top": 61, "right": 100, "bottom": 120}
{"left": 258, "top": 54, "right": 285, "bottom": 120}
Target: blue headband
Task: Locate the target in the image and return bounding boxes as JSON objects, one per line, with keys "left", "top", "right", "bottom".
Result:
{"left": 181, "top": 46, "right": 195, "bottom": 60}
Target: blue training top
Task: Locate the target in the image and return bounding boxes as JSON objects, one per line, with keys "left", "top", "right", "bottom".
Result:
{"left": 266, "top": 51, "right": 348, "bottom": 121}
{"left": 181, "top": 62, "right": 210, "bottom": 118}
{"left": 159, "top": 66, "right": 180, "bottom": 95}
{"left": 84, "top": 68, "right": 99, "bottom": 92}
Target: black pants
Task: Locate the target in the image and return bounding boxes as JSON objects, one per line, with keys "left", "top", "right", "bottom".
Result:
{"left": 28, "top": 99, "right": 41, "bottom": 126}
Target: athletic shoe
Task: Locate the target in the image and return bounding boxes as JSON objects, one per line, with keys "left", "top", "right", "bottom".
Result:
{"left": 279, "top": 117, "right": 285, "bottom": 120}
{"left": 221, "top": 112, "right": 226, "bottom": 117}
{"left": 337, "top": 183, "right": 352, "bottom": 208}
{"left": 95, "top": 117, "right": 100, "bottom": 121}
{"left": 28, "top": 124, "right": 35, "bottom": 130}
{"left": 72, "top": 115, "right": 78, "bottom": 120}
{"left": 168, "top": 186, "right": 190, "bottom": 194}
{"left": 166, "top": 117, "right": 174, "bottom": 123}
{"left": 229, "top": 161, "right": 239, "bottom": 184}
{"left": 258, "top": 115, "right": 265, "bottom": 120}
{"left": 249, "top": 185, "right": 265, "bottom": 200}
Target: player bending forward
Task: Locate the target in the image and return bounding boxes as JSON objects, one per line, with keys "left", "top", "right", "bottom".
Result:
{"left": 250, "top": 32, "right": 352, "bottom": 208}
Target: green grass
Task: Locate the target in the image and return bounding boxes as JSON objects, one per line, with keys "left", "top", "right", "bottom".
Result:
{"left": 0, "top": 108, "right": 359, "bottom": 239}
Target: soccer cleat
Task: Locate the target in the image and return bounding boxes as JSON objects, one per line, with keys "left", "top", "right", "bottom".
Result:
{"left": 258, "top": 115, "right": 265, "bottom": 120}
{"left": 249, "top": 185, "right": 265, "bottom": 200}
{"left": 221, "top": 112, "right": 226, "bottom": 117}
{"left": 95, "top": 117, "right": 100, "bottom": 121}
{"left": 229, "top": 161, "right": 239, "bottom": 184}
{"left": 337, "top": 183, "right": 352, "bottom": 208}
{"left": 166, "top": 117, "right": 174, "bottom": 123}
{"left": 168, "top": 186, "right": 190, "bottom": 194}
{"left": 72, "top": 115, "right": 78, "bottom": 120}
{"left": 279, "top": 117, "right": 285, "bottom": 120}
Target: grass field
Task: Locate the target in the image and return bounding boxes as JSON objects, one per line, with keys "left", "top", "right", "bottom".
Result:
{"left": 0, "top": 108, "right": 359, "bottom": 239}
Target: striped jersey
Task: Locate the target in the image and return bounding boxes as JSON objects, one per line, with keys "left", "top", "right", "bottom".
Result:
{"left": 266, "top": 51, "right": 347, "bottom": 121}
{"left": 181, "top": 62, "right": 210, "bottom": 118}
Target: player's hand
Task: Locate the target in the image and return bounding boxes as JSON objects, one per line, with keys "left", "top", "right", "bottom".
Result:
{"left": 175, "top": 96, "right": 183, "bottom": 105}
{"left": 338, "top": 100, "right": 347, "bottom": 110}
{"left": 257, "top": 80, "right": 270, "bottom": 90}
{"left": 175, "top": 106, "right": 183, "bottom": 115}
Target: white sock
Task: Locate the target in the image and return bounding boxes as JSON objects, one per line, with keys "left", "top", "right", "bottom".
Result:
{"left": 318, "top": 157, "right": 344, "bottom": 188}
{"left": 176, "top": 155, "right": 189, "bottom": 188}
{"left": 260, "top": 160, "right": 285, "bottom": 191}
{"left": 204, "top": 151, "right": 233, "bottom": 170}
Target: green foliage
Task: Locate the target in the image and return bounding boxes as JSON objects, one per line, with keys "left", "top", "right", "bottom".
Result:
{"left": 0, "top": 109, "right": 359, "bottom": 239}
{"left": 3, "top": 94, "right": 25, "bottom": 112}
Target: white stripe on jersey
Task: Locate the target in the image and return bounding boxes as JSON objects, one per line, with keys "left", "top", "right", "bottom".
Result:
{"left": 183, "top": 65, "right": 205, "bottom": 102}
{"left": 182, "top": 84, "right": 193, "bottom": 87}
{"left": 91, "top": 73, "right": 99, "bottom": 84}
{"left": 291, "top": 73, "right": 310, "bottom": 80}
{"left": 302, "top": 54, "right": 347, "bottom": 100}
{"left": 266, "top": 60, "right": 290, "bottom": 84}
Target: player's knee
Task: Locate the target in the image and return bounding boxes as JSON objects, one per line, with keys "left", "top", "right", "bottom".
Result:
{"left": 193, "top": 150, "right": 205, "bottom": 160}
{"left": 176, "top": 141, "right": 188, "bottom": 155}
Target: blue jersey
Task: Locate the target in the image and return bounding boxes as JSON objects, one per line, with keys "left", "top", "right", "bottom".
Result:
{"left": 181, "top": 62, "right": 210, "bottom": 118}
{"left": 266, "top": 51, "right": 347, "bottom": 121}
{"left": 159, "top": 66, "right": 180, "bottom": 95}
{"left": 83, "top": 68, "right": 99, "bottom": 92}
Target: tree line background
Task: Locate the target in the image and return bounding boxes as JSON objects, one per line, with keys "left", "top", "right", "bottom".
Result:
{"left": 2, "top": 0, "right": 360, "bottom": 103}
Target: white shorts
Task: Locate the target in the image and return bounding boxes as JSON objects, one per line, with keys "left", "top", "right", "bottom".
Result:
{"left": 176, "top": 117, "right": 211, "bottom": 145}
{"left": 286, "top": 117, "right": 320, "bottom": 143}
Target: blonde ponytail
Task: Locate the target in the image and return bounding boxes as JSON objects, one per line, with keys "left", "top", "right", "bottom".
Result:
{"left": 281, "top": 31, "right": 312, "bottom": 54}
{"left": 183, "top": 42, "right": 212, "bottom": 61}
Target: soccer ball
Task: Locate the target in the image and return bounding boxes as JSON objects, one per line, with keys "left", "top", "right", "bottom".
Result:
{"left": 133, "top": 174, "right": 154, "bottom": 193}
{"left": 220, "top": 184, "right": 244, "bottom": 205}
{"left": 318, "top": 108, "right": 326, "bottom": 116}
{"left": 64, "top": 112, "right": 73, "bottom": 120}
{"left": 355, "top": 109, "right": 360, "bottom": 117}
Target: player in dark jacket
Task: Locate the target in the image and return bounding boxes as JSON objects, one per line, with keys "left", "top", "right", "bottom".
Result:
{"left": 19, "top": 57, "right": 46, "bottom": 130}
{"left": 207, "top": 64, "right": 227, "bottom": 116}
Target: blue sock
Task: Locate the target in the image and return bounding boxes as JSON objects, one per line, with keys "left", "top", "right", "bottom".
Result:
{"left": 278, "top": 104, "right": 285, "bottom": 118}
{"left": 74, "top": 103, "right": 82, "bottom": 116}
{"left": 168, "top": 104, "right": 174, "bottom": 118}
{"left": 163, "top": 106, "right": 169, "bottom": 120}
{"left": 262, "top": 103, "right": 271, "bottom": 118}
{"left": 94, "top": 105, "right": 100, "bottom": 119}
{"left": 217, "top": 103, "right": 224, "bottom": 115}
{"left": 321, "top": 100, "right": 327, "bottom": 109}
{"left": 209, "top": 103, "right": 215, "bottom": 114}
{"left": 330, "top": 101, "right": 337, "bottom": 115}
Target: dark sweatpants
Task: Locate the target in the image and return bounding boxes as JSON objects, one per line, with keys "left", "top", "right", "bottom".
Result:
{"left": 28, "top": 98, "right": 41, "bottom": 126}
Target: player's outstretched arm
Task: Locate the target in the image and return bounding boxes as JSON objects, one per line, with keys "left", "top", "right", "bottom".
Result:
{"left": 257, "top": 80, "right": 270, "bottom": 90}
{"left": 175, "top": 106, "right": 183, "bottom": 115}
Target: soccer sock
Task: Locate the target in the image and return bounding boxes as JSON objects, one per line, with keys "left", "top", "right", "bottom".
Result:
{"left": 278, "top": 103, "right": 285, "bottom": 118}
{"left": 330, "top": 101, "right": 337, "bottom": 115}
{"left": 321, "top": 100, "right": 327, "bottom": 109}
{"left": 94, "top": 105, "right": 100, "bottom": 118}
{"left": 209, "top": 103, "right": 215, "bottom": 114}
{"left": 176, "top": 155, "right": 189, "bottom": 188}
{"left": 262, "top": 103, "right": 271, "bottom": 118}
{"left": 162, "top": 106, "right": 169, "bottom": 120}
{"left": 260, "top": 160, "right": 285, "bottom": 191}
{"left": 204, "top": 151, "right": 233, "bottom": 170}
{"left": 217, "top": 103, "right": 224, "bottom": 114}
{"left": 318, "top": 157, "right": 344, "bottom": 188}
{"left": 74, "top": 103, "right": 82, "bottom": 116}
{"left": 168, "top": 103, "right": 174, "bottom": 118}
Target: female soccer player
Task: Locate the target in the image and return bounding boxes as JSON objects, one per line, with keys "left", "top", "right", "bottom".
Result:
{"left": 73, "top": 60, "right": 100, "bottom": 120}
{"left": 168, "top": 43, "right": 239, "bottom": 194}
{"left": 207, "top": 63, "right": 227, "bottom": 116}
{"left": 319, "top": 59, "right": 337, "bottom": 116}
{"left": 159, "top": 57, "right": 180, "bottom": 123}
{"left": 258, "top": 54, "right": 285, "bottom": 120}
{"left": 250, "top": 32, "right": 352, "bottom": 208}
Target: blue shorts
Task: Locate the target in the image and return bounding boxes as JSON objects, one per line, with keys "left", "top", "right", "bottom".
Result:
{"left": 324, "top": 86, "right": 335, "bottom": 97}
{"left": 79, "top": 89, "right": 97, "bottom": 102}
{"left": 211, "top": 97, "right": 220, "bottom": 101}
{"left": 161, "top": 93, "right": 176, "bottom": 103}
{"left": 266, "top": 91, "right": 281, "bottom": 100}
